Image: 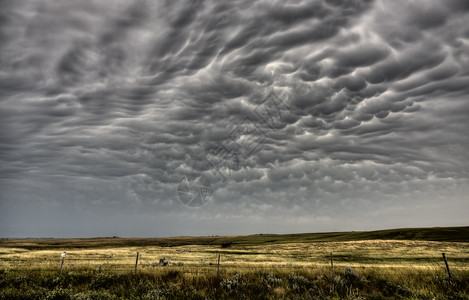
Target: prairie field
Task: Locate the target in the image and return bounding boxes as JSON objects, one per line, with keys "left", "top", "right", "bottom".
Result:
{"left": 1, "top": 227, "right": 469, "bottom": 299}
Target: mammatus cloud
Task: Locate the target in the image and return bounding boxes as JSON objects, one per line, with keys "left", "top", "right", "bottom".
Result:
{"left": 1, "top": 0, "right": 468, "bottom": 237}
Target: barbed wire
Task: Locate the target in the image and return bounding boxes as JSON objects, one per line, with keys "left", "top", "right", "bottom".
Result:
{"left": 2, "top": 261, "right": 467, "bottom": 277}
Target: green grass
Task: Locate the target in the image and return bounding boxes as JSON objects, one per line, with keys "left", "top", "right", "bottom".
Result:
{"left": 1, "top": 266, "right": 468, "bottom": 299}
{"left": 230, "top": 226, "right": 469, "bottom": 246}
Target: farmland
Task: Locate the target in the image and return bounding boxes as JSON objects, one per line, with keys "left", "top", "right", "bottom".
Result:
{"left": 1, "top": 226, "right": 468, "bottom": 299}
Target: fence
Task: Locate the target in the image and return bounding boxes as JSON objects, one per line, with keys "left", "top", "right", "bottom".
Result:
{"left": 1, "top": 250, "right": 467, "bottom": 279}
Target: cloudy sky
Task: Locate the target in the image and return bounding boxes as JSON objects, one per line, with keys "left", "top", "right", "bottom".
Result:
{"left": 1, "top": 0, "right": 468, "bottom": 238}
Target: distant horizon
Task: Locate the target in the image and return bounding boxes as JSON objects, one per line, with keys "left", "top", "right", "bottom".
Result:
{"left": 2, "top": 224, "right": 468, "bottom": 240}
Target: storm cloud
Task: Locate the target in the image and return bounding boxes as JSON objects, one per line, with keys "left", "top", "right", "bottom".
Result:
{"left": 1, "top": 0, "right": 468, "bottom": 237}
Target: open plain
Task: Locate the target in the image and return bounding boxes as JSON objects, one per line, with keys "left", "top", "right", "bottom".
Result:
{"left": 1, "top": 227, "right": 468, "bottom": 299}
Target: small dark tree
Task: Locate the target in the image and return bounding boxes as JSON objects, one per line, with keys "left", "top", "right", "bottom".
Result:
{"left": 221, "top": 241, "right": 232, "bottom": 248}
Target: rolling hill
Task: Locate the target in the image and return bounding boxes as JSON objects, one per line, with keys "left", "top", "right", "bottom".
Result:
{"left": 1, "top": 226, "right": 468, "bottom": 249}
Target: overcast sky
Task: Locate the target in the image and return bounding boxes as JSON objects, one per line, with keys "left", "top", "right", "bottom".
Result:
{"left": 1, "top": 0, "right": 469, "bottom": 238}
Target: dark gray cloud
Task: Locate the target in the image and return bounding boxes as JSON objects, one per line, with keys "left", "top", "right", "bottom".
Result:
{"left": 1, "top": 0, "right": 468, "bottom": 237}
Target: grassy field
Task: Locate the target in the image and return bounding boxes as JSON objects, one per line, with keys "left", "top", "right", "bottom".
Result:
{"left": 1, "top": 227, "right": 468, "bottom": 299}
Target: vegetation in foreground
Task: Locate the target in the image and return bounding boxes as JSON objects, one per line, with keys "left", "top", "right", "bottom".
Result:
{"left": 1, "top": 266, "right": 468, "bottom": 299}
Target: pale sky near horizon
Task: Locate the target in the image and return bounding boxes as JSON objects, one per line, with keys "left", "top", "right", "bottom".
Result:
{"left": 1, "top": 0, "right": 468, "bottom": 238}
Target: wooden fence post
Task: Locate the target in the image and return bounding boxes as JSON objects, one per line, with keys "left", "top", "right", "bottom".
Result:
{"left": 60, "top": 252, "right": 66, "bottom": 275}
{"left": 135, "top": 252, "right": 139, "bottom": 274}
{"left": 330, "top": 252, "right": 334, "bottom": 274}
{"left": 217, "top": 252, "right": 221, "bottom": 277}
{"left": 442, "top": 253, "right": 452, "bottom": 279}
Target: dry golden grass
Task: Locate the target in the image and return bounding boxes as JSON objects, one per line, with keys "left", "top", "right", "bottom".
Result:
{"left": 1, "top": 239, "right": 468, "bottom": 299}
{"left": 1, "top": 240, "right": 468, "bottom": 275}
